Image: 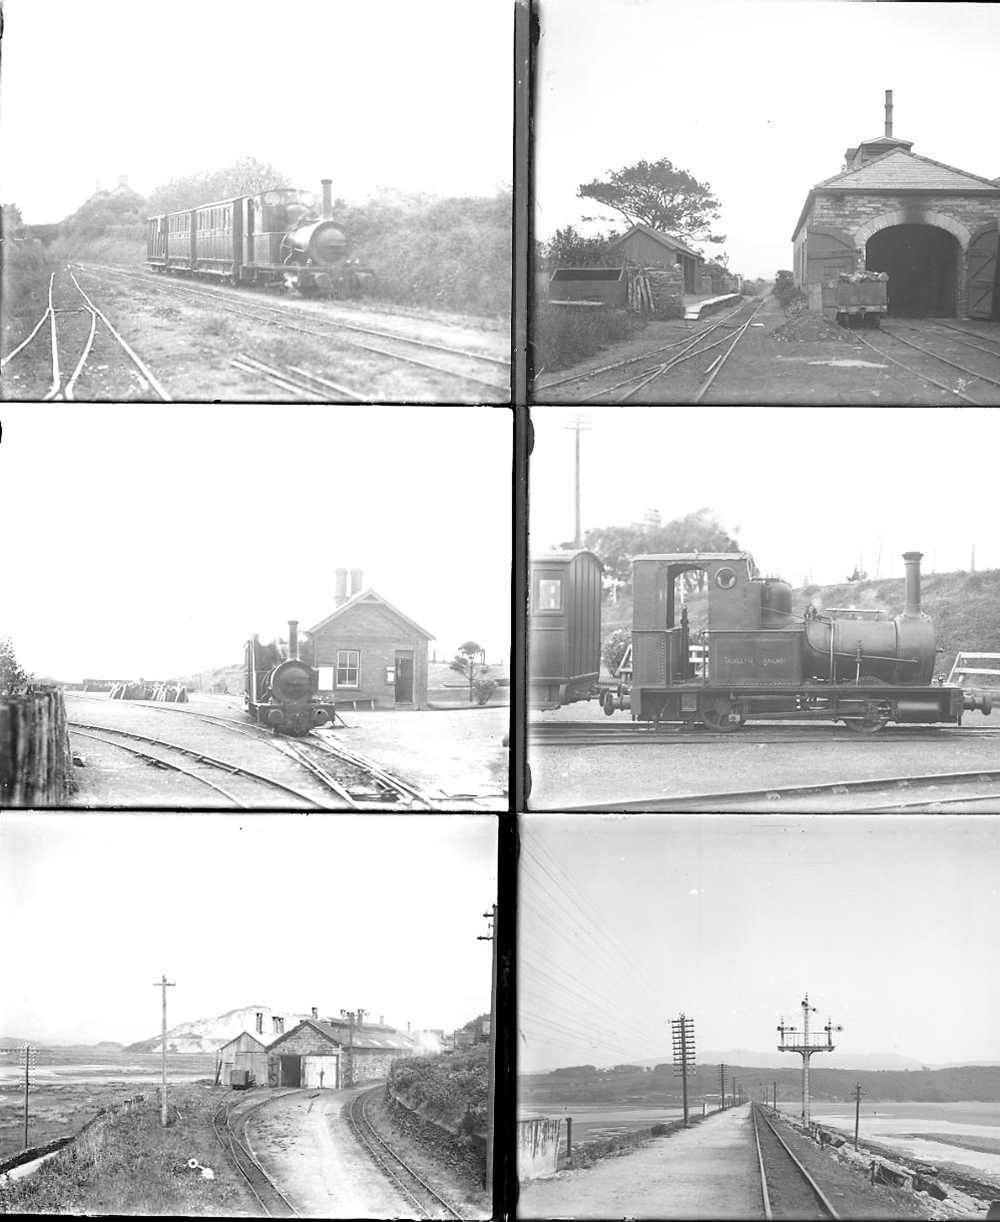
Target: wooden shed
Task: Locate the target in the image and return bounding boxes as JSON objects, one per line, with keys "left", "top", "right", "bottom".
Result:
{"left": 305, "top": 571, "right": 433, "bottom": 710}
{"left": 605, "top": 224, "right": 704, "bottom": 293}
{"left": 217, "top": 1031, "right": 268, "bottom": 1087}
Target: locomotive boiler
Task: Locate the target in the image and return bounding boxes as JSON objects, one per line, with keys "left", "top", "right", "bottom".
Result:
{"left": 530, "top": 548, "right": 991, "bottom": 731}
{"left": 147, "top": 178, "right": 373, "bottom": 297}
{"left": 244, "top": 620, "right": 335, "bottom": 736}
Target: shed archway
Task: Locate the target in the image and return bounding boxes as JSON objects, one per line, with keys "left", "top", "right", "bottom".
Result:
{"left": 864, "top": 224, "right": 959, "bottom": 317}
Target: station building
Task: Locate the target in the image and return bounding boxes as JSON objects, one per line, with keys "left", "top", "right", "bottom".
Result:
{"left": 265, "top": 1012, "right": 418, "bottom": 1088}
{"left": 793, "top": 92, "right": 1000, "bottom": 319}
{"left": 305, "top": 568, "right": 433, "bottom": 711}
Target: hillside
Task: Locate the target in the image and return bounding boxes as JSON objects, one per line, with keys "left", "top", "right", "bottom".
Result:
{"left": 598, "top": 567, "right": 1000, "bottom": 679}
{"left": 124, "top": 1004, "right": 311, "bottom": 1054}
{"left": 520, "top": 1063, "right": 1000, "bottom": 1107}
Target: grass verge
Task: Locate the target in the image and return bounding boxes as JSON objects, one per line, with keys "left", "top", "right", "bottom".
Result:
{"left": 532, "top": 302, "right": 646, "bottom": 374}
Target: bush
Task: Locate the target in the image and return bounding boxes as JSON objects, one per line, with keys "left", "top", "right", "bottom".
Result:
{"left": 602, "top": 628, "right": 631, "bottom": 675}
{"left": 532, "top": 303, "right": 642, "bottom": 374}
{"left": 773, "top": 269, "right": 806, "bottom": 310}
{"left": 1, "top": 238, "right": 55, "bottom": 356}
{"left": 389, "top": 1044, "right": 489, "bottom": 1133}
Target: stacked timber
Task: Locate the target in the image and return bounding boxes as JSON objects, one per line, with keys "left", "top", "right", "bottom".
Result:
{"left": 0, "top": 689, "right": 76, "bottom": 806}
{"left": 110, "top": 681, "right": 153, "bottom": 700}
{"left": 643, "top": 263, "right": 685, "bottom": 317}
{"left": 152, "top": 684, "right": 188, "bottom": 703}
{"left": 626, "top": 269, "right": 654, "bottom": 312}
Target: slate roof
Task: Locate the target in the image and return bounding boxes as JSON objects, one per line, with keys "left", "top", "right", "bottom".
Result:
{"left": 792, "top": 149, "right": 1000, "bottom": 240}
{"left": 266, "top": 1018, "right": 419, "bottom": 1053}
{"left": 607, "top": 223, "right": 703, "bottom": 261}
{"left": 306, "top": 589, "right": 434, "bottom": 641}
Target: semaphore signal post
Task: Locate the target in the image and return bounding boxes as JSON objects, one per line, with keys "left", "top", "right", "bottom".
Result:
{"left": 777, "top": 993, "right": 842, "bottom": 1125}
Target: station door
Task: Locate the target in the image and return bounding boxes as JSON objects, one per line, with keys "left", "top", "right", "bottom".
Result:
{"left": 968, "top": 222, "right": 999, "bottom": 319}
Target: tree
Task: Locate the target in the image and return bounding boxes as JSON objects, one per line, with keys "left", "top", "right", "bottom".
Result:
{"left": 584, "top": 509, "right": 740, "bottom": 587}
{"left": 1, "top": 203, "right": 24, "bottom": 237}
{"left": 542, "top": 225, "right": 620, "bottom": 268}
{"left": 0, "top": 636, "right": 33, "bottom": 696}
{"left": 602, "top": 628, "right": 631, "bottom": 676}
{"left": 450, "top": 640, "right": 491, "bottom": 704}
{"left": 145, "top": 156, "right": 290, "bottom": 215}
{"left": 578, "top": 157, "right": 725, "bottom": 246}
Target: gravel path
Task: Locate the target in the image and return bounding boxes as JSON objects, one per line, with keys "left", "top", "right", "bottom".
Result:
{"left": 246, "top": 1089, "right": 411, "bottom": 1218}
{"left": 518, "top": 1107, "right": 765, "bottom": 1219}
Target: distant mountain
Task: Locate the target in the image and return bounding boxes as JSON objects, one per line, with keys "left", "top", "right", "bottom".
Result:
{"left": 125, "top": 1004, "right": 312, "bottom": 1055}
{"left": 640, "top": 1049, "right": 928, "bottom": 1072}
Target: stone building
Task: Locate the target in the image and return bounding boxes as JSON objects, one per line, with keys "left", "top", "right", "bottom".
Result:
{"left": 265, "top": 1013, "right": 418, "bottom": 1088}
{"left": 792, "top": 91, "right": 1000, "bottom": 319}
{"left": 304, "top": 568, "right": 433, "bottom": 710}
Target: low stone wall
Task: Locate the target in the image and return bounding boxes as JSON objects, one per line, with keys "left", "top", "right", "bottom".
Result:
{"left": 0, "top": 689, "right": 76, "bottom": 806}
{"left": 385, "top": 1087, "right": 486, "bottom": 1185}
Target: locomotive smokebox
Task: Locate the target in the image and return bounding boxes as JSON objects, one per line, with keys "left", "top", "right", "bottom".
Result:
{"left": 903, "top": 551, "right": 924, "bottom": 617}
{"left": 288, "top": 620, "right": 299, "bottom": 661}
{"left": 287, "top": 220, "right": 348, "bottom": 265}
{"left": 321, "top": 178, "right": 333, "bottom": 221}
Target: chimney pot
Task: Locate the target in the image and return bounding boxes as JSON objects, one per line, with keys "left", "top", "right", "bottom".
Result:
{"left": 335, "top": 567, "right": 348, "bottom": 607}
{"left": 311, "top": 1006, "right": 318, "bottom": 1019}
{"left": 885, "top": 89, "right": 893, "bottom": 139}
{"left": 350, "top": 567, "right": 363, "bottom": 596}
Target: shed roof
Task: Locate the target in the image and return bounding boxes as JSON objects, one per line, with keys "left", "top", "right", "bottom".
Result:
{"left": 306, "top": 589, "right": 434, "bottom": 641}
{"left": 266, "top": 1017, "right": 418, "bottom": 1053}
{"left": 219, "top": 1031, "right": 268, "bottom": 1053}
{"left": 531, "top": 550, "right": 603, "bottom": 568}
{"left": 606, "top": 224, "right": 702, "bottom": 261}
{"left": 793, "top": 150, "right": 1000, "bottom": 240}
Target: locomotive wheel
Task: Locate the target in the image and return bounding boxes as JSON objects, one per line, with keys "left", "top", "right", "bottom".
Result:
{"left": 841, "top": 677, "right": 889, "bottom": 733}
{"left": 698, "top": 695, "right": 746, "bottom": 732}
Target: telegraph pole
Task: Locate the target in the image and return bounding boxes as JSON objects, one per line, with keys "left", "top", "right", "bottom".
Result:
{"left": 671, "top": 1013, "right": 695, "bottom": 1126}
{"left": 153, "top": 975, "right": 175, "bottom": 1128}
{"left": 566, "top": 414, "right": 590, "bottom": 548}
{"left": 777, "top": 994, "right": 842, "bottom": 1125}
{"left": 718, "top": 1063, "right": 726, "bottom": 1110}
{"left": 854, "top": 1083, "right": 863, "bottom": 1150}
{"left": 478, "top": 904, "right": 497, "bottom": 1195}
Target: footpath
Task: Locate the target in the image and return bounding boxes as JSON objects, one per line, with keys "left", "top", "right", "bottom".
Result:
{"left": 518, "top": 1106, "right": 764, "bottom": 1219}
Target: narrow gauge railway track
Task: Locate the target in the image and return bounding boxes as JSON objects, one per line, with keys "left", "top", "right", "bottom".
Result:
{"left": 72, "top": 696, "right": 433, "bottom": 809}
{"left": 752, "top": 1104, "right": 839, "bottom": 1220}
{"left": 534, "top": 297, "right": 766, "bottom": 404}
{"left": 563, "top": 766, "right": 1000, "bottom": 812}
{"left": 531, "top": 721, "right": 1000, "bottom": 747}
{"left": 68, "top": 722, "right": 335, "bottom": 809}
{"left": 1, "top": 268, "right": 171, "bottom": 401}
{"left": 347, "top": 1088, "right": 464, "bottom": 1220}
{"left": 212, "top": 1091, "right": 301, "bottom": 1218}
{"left": 856, "top": 318, "right": 1000, "bottom": 405}
{"left": 72, "top": 262, "right": 509, "bottom": 397}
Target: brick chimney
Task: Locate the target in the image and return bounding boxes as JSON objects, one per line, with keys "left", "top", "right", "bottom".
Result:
{"left": 350, "top": 567, "right": 363, "bottom": 596}
{"left": 335, "top": 567, "right": 348, "bottom": 606}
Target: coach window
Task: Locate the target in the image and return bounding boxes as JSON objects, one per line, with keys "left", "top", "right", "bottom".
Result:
{"left": 336, "top": 650, "right": 360, "bottom": 687}
{"left": 535, "top": 577, "right": 563, "bottom": 612}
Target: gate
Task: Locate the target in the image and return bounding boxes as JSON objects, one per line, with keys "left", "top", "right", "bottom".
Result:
{"left": 967, "top": 222, "right": 999, "bottom": 319}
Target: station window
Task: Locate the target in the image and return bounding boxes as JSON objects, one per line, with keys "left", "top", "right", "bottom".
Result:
{"left": 336, "top": 650, "right": 360, "bottom": 687}
{"left": 535, "top": 578, "right": 563, "bottom": 612}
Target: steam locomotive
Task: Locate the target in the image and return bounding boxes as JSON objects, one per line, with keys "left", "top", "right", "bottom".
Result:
{"left": 529, "top": 549, "right": 991, "bottom": 731}
{"left": 147, "top": 178, "right": 372, "bottom": 297}
{"left": 244, "top": 620, "right": 335, "bottom": 736}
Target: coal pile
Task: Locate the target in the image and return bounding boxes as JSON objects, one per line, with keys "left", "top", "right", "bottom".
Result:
{"left": 774, "top": 313, "right": 857, "bottom": 344}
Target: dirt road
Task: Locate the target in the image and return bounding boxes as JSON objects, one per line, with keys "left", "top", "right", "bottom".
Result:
{"left": 518, "top": 1107, "right": 764, "bottom": 1220}
{"left": 246, "top": 1089, "right": 413, "bottom": 1218}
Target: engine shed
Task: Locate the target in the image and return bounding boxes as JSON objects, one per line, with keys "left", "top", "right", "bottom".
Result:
{"left": 304, "top": 568, "right": 433, "bottom": 710}
{"left": 793, "top": 91, "right": 1000, "bottom": 319}
{"left": 265, "top": 1015, "right": 418, "bottom": 1088}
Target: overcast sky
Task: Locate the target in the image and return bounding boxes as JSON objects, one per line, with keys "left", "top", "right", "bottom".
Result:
{"left": 1, "top": 406, "right": 511, "bottom": 680}
{"left": 519, "top": 813, "right": 1000, "bottom": 1072}
{"left": 1, "top": 0, "right": 512, "bottom": 223}
{"left": 535, "top": 1, "right": 1000, "bottom": 277}
{"left": 529, "top": 406, "right": 999, "bottom": 587}
{"left": 0, "top": 813, "right": 497, "bottom": 1044}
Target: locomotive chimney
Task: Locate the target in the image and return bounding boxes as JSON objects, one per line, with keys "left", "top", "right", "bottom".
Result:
{"left": 350, "top": 567, "right": 363, "bottom": 596}
{"left": 288, "top": 619, "right": 300, "bottom": 660}
{"left": 885, "top": 89, "right": 893, "bottom": 138}
{"left": 335, "top": 567, "right": 349, "bottom": 606}
{"left": 902, "top": 551, "right": 923, "bottom": 617}
{"left": 321, "top": 178, "right": 333, "bottom": 221}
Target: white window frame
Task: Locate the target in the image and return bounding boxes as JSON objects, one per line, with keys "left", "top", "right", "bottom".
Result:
{"left": 336, "top": 650, "right": 360, "bottom": 688}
